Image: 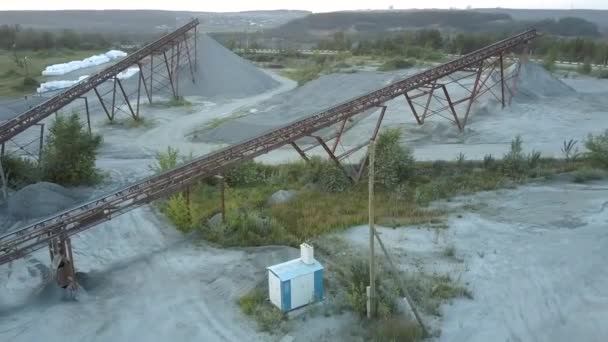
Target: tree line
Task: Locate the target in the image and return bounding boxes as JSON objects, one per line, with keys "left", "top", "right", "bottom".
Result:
{"left": 0, "top": 24, "right": 134, "bottom": 51}
{"left": 316, "top": 29, "right": 608, "bottom": 66}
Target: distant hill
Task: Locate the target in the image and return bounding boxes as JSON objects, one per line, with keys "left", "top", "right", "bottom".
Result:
{"left": 0, "top": 10, "right": 311, "bottom": 33}
{"left": 269, "top": 9, "right": 603, "bottom": 42}
{"left": 474, "top": 8, "right": 608, "bottom": 31}
{"left": 272, "top": 10, "right": 513, "bottom": 39}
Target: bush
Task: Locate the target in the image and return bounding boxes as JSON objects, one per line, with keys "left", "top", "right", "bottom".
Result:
{"left": 342, "top": 258, "right": 399, "bottom": 319}
{"left": 163, "top": 193, "right": 192, "bottom": 232}
{"left": 502, "top": 136, "right": 527, "bottom": 177}
{"left": 374, "top": 128, "right": 415, "bottom": 188}
{"left": 585, "top": 130, "right": 608, "bottom": 168}
{"left": 578, "top": 60, "right": 592, "bottom": 75}
{"left": 224, "top": 161, "right": 271, "bottom": 186}
{"left": 303, "top": 157, "right": 351, "bottom": 192}
{"left": 22, "top": 76, "right": 39, "bottom": 87}
{"left": 370, "top": 318, "right": 422, "bottom": 342}
{"left": 41, "top": 113, "right": 102, "bottom": 186}
{"left": 572, "top": 168, "right": 605, "bottom": 183}
{"left": 204, "top": 210, "right": 295, "bottom": 247}
{"left": 150, "top": 146, "right": 179, "bottom": 173}
{"left": 378, "top": 58, "right": 415, "bottom": 71}
{"left": 0, "top": 155, "right": 40, "bottom": 188}
{"left": 238, "top": 287, "right": 285, "bottom": 332}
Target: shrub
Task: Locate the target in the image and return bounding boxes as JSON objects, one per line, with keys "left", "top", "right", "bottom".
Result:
{"left": 578, "top": 60, "right": 592, "bottom": 75}
{"left": 342, "top": 258, "right": 399, "bottom": 319}
{"left": 303, "top": 157, "right": 351, "bottom": 192}
{"left": 502, "top": 135, "right": 527, "bottom": 177}
{"left": 150, "top": 146, "right": 179, "bottom": 173}
{"left": 562, "top": 139, "right": 580, "bottom": 162}
{"left": 224, "top": 161, "right": 271, "bottom": 186}
{"left": 204, "top": 210, "right": 295, "bottom": 247}
{"left": 572, "top": 168, "right": 605, "bottom": 183}
{"left": 378, "top": 58, "right": 416, "bottom": 71}
{"left": 41, "top": 113, "right": 102, "bottom": 186}
{"left": 374, "top": 128, "right": 415, "bottom": 189}
{"left": 164, "top": 193, "right": 192, "bottom": 232}
{"left": 585, "top": 130, "right": 608, "bottom": 168}
{"left": 238, "top": 287, "right": 285, "bottom": 332}
{"left": 0, "top": 155, "right": 40, "bottom": 188}
{"left": 482, "top": 154, "right": 497, "bottom": 171}
{"left": 371, "top": 318, "right": 422, "bottom": 342}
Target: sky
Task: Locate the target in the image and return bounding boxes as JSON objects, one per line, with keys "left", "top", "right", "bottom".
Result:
{"left": 1, "top": 0, "right": 607, "bottom": 12}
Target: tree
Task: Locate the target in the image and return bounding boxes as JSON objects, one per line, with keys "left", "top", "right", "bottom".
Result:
{"left": 41, "top": 113, "right": 102, "bottom": 186}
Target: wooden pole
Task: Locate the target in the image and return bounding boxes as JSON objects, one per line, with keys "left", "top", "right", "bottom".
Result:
{"left": 215, "top": 175, "right": 225, "bottom": 223}
{"left": 368, "top": 139, "right": 376, "bottom": 319}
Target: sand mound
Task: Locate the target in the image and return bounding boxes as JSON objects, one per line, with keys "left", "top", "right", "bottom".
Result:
{"left": 510, "top": 62, "right": 575, "bottom": 99}
{"left": 8, "top": 182, "right": 79, "bottom": 220}
{"left": 179, "top": 35, "right": 279, "bottom": 100}
{"left": 192, "top": 72, "right": 397, "bottom": 144}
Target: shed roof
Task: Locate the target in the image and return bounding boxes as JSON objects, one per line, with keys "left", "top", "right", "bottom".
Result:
{"left": 267, "top": 258, "right": 323, "bottom": 281}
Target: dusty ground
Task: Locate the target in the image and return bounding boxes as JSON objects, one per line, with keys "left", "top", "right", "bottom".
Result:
{"left": 2, "top": 43, "right": 608, "bottom": 341}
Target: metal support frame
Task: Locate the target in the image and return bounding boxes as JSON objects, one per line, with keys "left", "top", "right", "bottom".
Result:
{"left": 0, "top": 29, "right": 539, "bottom": 266}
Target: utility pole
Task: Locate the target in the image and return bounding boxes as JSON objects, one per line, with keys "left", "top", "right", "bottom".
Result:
{"left": 215, "top": 175, "right": 226, "bottom": 223}
{"left": 367, "top": 139, "right": 376, "bottom": 319}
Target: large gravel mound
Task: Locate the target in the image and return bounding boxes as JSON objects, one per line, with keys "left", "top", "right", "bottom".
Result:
{"left": 179, "top": 35, "right": 279, "bottom": 100}
{"left": 192, "top": 71, "right": 398, "bottom": 144}
{"left": 8, "top": 182, "right": 79, "bottom": 220}
{"left": 511, "top": 62, "right": 575, "bottom": 99}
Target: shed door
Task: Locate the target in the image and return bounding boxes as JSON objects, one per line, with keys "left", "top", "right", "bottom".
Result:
{"left": 291, "top": 273, "right": 314, "bottom": 309}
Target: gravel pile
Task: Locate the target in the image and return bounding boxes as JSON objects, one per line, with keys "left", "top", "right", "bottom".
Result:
{"left": 8, "top": 182, "right": 80, "bottom": 220}
{"left": 179, "top": 34, "right": 279, "bottom": 100}
{"left": 510, "top": 62, "right": 575, "bottom": 99}
{"left": 193, "top": 71, "right": 398, "bottom": 144}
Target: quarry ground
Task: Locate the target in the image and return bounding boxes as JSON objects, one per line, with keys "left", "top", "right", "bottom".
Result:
{"left": 2, "top": 40, "right": 608, "bottom": 341}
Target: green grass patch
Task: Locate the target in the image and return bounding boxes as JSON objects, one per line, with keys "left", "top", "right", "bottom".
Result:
{"left": 0, "top": 49, "right": 102, "bottom": 97}
{"left": 378, "top": 58, "right": 416, "bottom": 71}
{"left": 572, "top": 167, "right": 606, "bottom": 183}
{"left": 105, "top": 117, "right": 156, "bottom": 129}
{"left": 238, "top": 286, "right": 286, "bottom": 332}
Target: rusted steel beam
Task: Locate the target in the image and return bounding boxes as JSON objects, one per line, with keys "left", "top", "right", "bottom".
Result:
{"left": 315, "top": 136, "right": 354, "bottom": 182}
{"left": 184, "top": 33, "right": 196, "bottom": 84}
{"left": 332, "top": 119, "right": 348, "bottom": 154}
{"left": 500, "top": 54, "right": 506, "bottom": 108}
{"left": 290, "top": 141, "right": 309, "bottom": 162}
{"left": 0, "top": 20, "right": 199, "bottom": 144}
{"left": 93, "top": 87, "right": 112, "bottom": 121}
{"left": 0, "top": 29, "right": 539, "bottom": 265}
{"left": 116, "top": 78, "right": 137, "bottom": 120}
{"left": 138, "top": 62, "right": 152, "bottom": 104}
{"left": 404, "top": 93, "right": 423, "bottom": 125}
{"left": 463, "top": 62, "right": 484, "bottom": 127}
{"left": 163, "top": 51, "right": 177, "bottom": 98}
{"left": 441, "top": 85, "right": 463, "bottom": 131}
{"left": 110, "top": 77, "right": 118, "bottom": 121}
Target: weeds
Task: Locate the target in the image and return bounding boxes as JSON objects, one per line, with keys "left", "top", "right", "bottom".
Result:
{"left": 584, "top": 130, "right": 608, "bottom": 168}
{"left": 572, "top": 168, "right": 605, "bottom": 183}
{"left": 378, "top": 58, "right": 416, "bottom": 71}
{"left": 562, "top": 139, "right": 580, "bottom": 162}
{"left": 238, "top": 287, "right": 285, "bottom": 332}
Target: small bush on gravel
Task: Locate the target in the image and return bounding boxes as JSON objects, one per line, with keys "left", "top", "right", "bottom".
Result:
{"left": 370, "top": 318, "right": 422, "bottom": 342}
{"left": 585, "top": 130, "right": 608, "bottom": 168}
{"left": 41, "top": 113, "right": 102, "bottom": 186}
{"left": 375, "top": 128, "right": 415, "bottom": 189}
{"left": 378, "top": 58, "right": 415, "bottom": 71}
{"left": 238, "top": 287, "right": 285, "bottom": 332}
{"left": 0, "top": 155, "right": 40, "bottom": 188}
{"left": 572, "top": 168, "right": 605, "bottom": 183}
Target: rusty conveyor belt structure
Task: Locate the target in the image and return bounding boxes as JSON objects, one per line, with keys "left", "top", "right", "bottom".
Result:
{"left": 0, "top": 19, "right": 200, "bottom": 145}
{"left": 0, "top": 28, "right": 538, "bottom": 266}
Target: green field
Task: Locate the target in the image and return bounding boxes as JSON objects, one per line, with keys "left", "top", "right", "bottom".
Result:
{"left": 0, "top": 49, "right": 102, "bottom": 97}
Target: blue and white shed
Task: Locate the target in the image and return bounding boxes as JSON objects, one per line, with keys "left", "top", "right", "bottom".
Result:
{"left": 267, "top": 243, "right": 324, "bottom": 312}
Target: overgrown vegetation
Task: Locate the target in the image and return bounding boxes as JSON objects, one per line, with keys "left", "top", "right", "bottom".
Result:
{"left": 584, "top": 130, "right": 608, "bottom": 168}
{"left": 0, "top": 49, "right": 102, "bottom": 96}
{"left": 152, "top": 132, "right": 606, "bottom": 248}
{"left": 378, "top": 58, "right": 416, "bottom": 71}
{"left": 238, "top": 286, "right": 286, "bottom": 332}
{"left": 41, "top": 113, "right": 102, "bottom": 186}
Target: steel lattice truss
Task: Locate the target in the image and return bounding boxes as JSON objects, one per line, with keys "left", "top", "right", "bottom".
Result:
{"left": 0, "top": 29, "right": 539, "bottom": 266}
{"left": 0, "top": 19, "right": 200, "bottom": 145}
